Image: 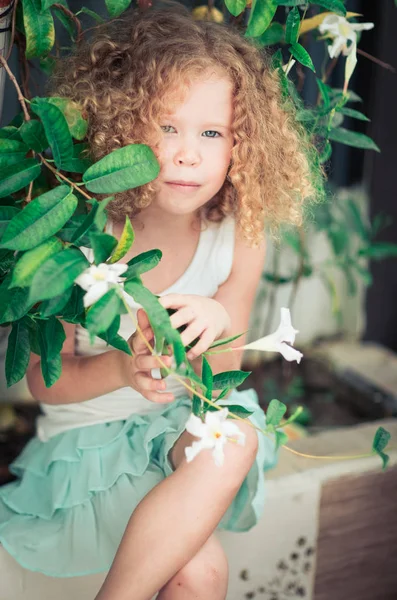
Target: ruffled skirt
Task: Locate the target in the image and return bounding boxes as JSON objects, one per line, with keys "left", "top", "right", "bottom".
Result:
{"left": 0, "top": 389, "right": 277, "bottom": 577}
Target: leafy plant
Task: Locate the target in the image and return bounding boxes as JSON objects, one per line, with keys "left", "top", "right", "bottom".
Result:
{"left": 0, "top": 0, "right": 392, "bottom": 468}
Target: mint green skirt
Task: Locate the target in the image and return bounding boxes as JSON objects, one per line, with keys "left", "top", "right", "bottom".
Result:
{"left": 0, "top": 389, "right": 277, "bottom": 577}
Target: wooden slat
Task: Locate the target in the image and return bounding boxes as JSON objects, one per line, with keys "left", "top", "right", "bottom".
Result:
{"left": 314, "top": 467, "right": 397, "bottom": 600}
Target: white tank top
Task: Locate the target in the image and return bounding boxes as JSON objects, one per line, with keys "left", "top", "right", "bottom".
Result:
{"left": 36, "top": 217, "right": 235, "bottom": 441}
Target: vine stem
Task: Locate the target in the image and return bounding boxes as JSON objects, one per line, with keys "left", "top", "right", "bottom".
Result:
{"left": 0, "top": 52, "right": 30, "bottom": 121}
{"left": 39, "top": 154, "right": 93, "bottom": 200}
{"left": 121, "top": 295, "right": 383, "bottom": 463}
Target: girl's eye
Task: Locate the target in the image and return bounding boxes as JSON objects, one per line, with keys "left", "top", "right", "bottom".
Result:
{"left": 202, "top": 130, "right": 221, "bottom": 138}
{"left": 160, "top": 125, "right": 176, "bottom": 133}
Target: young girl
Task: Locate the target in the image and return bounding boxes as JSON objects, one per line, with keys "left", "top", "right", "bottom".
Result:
{"left": 0, "top": 4, "right": 318, "bottom": 599}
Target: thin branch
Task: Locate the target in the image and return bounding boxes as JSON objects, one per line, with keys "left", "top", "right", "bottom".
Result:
{"left": 0, "top": 53, "right": 30, "bottom": 120}
{"left": 39, "top": 154, "right": 93, "bottom": 199}
{"left": 287, "top": 227, "right": 306, "bottom": 312}
{"left": 357, "top": 48, "right": 396, "bottom": 73}
{"left": 52, "top": 3, "right": 83, "bottom": 44}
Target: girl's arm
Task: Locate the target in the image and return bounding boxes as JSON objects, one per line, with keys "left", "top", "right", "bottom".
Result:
{"left": 192, "top": 234, "right": 266, "bottom": 377}
{"left": 26, "top": 321, "right": 128, "bottom": 405}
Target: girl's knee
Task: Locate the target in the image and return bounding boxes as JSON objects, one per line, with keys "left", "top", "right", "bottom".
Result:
{"left": 170, "top": 541, "right": 228, "bottom": 596}
{"left": 227, "top": 419, "right": 258, "bottom": 470}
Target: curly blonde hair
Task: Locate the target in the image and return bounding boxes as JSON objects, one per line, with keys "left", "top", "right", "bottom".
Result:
{"left": 50, "top": 2, "right": 324, "bottom": 244}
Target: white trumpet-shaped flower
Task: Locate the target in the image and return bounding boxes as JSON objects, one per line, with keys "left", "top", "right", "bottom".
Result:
{"left": 184, "top": 408, "right": 246, "bottom": 467}
{"left": 75, "top": 263, "right": 128, "bottom": 307}
{"left": 319, "top": 15, "right": 374, "bottom": 89}
{"left": 240, "top": 307, "right": 303, "bottom": 364}
{"left": 282, "top": 59, "right": 296, "bottom": 76}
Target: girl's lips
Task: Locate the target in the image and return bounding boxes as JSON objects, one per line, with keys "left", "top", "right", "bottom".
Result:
{"left": 165, "top": 181, "right": 201, "bottom": 192}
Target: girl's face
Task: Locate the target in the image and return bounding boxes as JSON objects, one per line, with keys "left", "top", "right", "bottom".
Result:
{"left": 153, "top": 73, "right": 234, "bottom": 216}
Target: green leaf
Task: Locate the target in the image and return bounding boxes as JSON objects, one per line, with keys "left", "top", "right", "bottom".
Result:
{"left": 202, "top": 356, "right": 213, "bottom": 400}
{"left": 289, "top": 43, "right": 315, "bottom": 72}
{"left": 207, "top": 403, "right": 254, "bottom": 419}
{"left": 246, "top": 0, "right": 277, "bottom": 38}
{"left": 108, "top": 216, "right": 134, "bottom": 263}
{"left": 0, "top": 206, "right": 20, "bottom": 239}
{"left": 70, "top": 200, "right": 100, "bottom": 244}
{"left": 124, "top": 249, "right": 162, "bottom": 279}
{"left": 5, "top": 318, "right": 31, "bottom": 386}
{"left": 212, "top": 370, "right": 250, "bottom": 390}
{"left": 83, "top": 144, "right": 160, "bottom": 194}
{"left": 86, "top": 287, "right": 124, "bottom": 337}
{"left": 0, "top": 159, "right": 41, "bottom": 198}
{"left": 285, "top": 7, "right": 300, "bottom": 45}
{"left": 22, "top": 0, "right": 55, "bottom": 58}
{"left": 51, "top": 4, "right": 78, "bottom": 40}
{"left": 372, "top": 426, "right": 391, "bottom": 470}
{"left": 316, "top": 79, "right": 331, "bottom": 110}
{"left": 89, "top": 232, "right": 118, "bottom": 264}
{"left": 266, "top": 399, "right": 287, "bottom": 427}
{"left": 29, "top": 248, "right": 89, "bottom": 304}
{"left": 40, "top": 286, "right": 74, "bottom": 317}
{"left": 10, "top": 237, "right": 63, "bottom": 288}
{"left": 346, "top": 199, "right": 369, "bottom": 241}
{"left": 275, "top": 429, "right": 289, "bottom": 449}
{"left": 123, "top": 278, "right": 186, "bottom": 368}
{"left": 0, "top": 185, "right": 77, "bottom": 251}
{"left": 19, "top": 120, "right": 48, "bottom": 153}
{"left": 328, "top": 128, "right": 380, "bottom": 152}
{"left": 216, "top": 387, "right": 230, "bottom": 401}
{"left": 278, "top": 0, "right": 346, "bottom": 16}
{"left": 60, "top": 285, "right": 85, "bottom": 322}
{"left": 97, "top": 315, "right": 132, "bottom": 355}
{"left": 0, "top": 126, "right": 22, "bottom": 140}
{"left": 353, "top": 263, "right": 373, "bottom": 285}
{"left": 0, "top": 139, "right": 28, "bottom": 155}
{"left": 62, "top": 143, "right": 92, "bottom": 173}
{"left": 328, "top": 224, "right": 349, "bottom": 256}
{"left": 208, "top": 331, "right": 245, "bottom": 349}
{"left": 39, "top": 55, "right": 57, "bottom": 75}
{"left": 339, "top": 107, "right": 370, "bottom": 122}
{"left": 31, "top": 98, "right": 74, "bottom": 168}
{"left": 46, "top": 97, "right": 88, "bottom": 141}
{"left": 77, "top": 7, "right": 105, "bottom": 23}
{"left": 37, "top": 317, "right": 65, "bottom": 387}
{"left": 0, "top": 275, "right": 32, "bottom": 325}
{"left": 105, "top": 0, "right": 132, "bottom": 17}
{"left": 358, "top": 243, "right": 397, "bottom": 260}
{"left": 256, "top": 21, "right": 284, "bottom": 46}
{"left": 224, "top": 0, "right": 246, "bottom": 17}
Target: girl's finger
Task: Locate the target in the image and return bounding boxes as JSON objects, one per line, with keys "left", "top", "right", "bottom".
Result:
{"left": 135, "top": 354, "right": 172, "bottom": 371}
{"left": 180, "top": 321, "right": 205, "bottom": 348}
{"left": 187, "top": 328, "right": 215, "bottom": 360}
{"left": 169, "top": 306, "right": 196, "bottom": 330}
{"left": 131, "top": 326, "right": 154, "bottom": 353}
{"left": 159, "top": 294, "right": 191, "bottom": 310}
{"left": 144, "top": 391, "right": 175, "bottom": 404}
{"left": 137, "top": 308, "right": 150, "bottom": 330}
{"left": 135, "top": 372, "right": 167, "bottom": 392}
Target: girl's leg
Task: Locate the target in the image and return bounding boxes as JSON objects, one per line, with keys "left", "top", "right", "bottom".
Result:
{"left": 157, "top": 533, "right": 228, "bottom": 599}
{"left": 95, "top": 421, "right": 258, "bottom": 600}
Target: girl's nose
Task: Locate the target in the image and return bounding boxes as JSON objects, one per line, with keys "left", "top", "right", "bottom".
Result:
{"left": 173, "top": 143, "right": 200, "bottom": 167}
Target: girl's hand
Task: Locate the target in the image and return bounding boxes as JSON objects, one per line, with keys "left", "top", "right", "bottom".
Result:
{"left": 123, "top": 310, "right": 174, "bottom": 403}
{"left": 159, "top": 294, "right": 231, "bottom": 360}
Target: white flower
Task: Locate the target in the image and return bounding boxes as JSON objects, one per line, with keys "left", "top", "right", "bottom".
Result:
{"left": 282, "top": 59, "right": 296, "bottom": 76}
{"left": 319, "top": 15, "right": 374, "bottom": 88}
{"left": 75, "top": 263, "right": 128, "bottom": 307}
{"left": 240, "top": 307, "right": 303, "bottom": 364}
{"left": 184, "top": 408, "right": 246, "bottom": 467}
